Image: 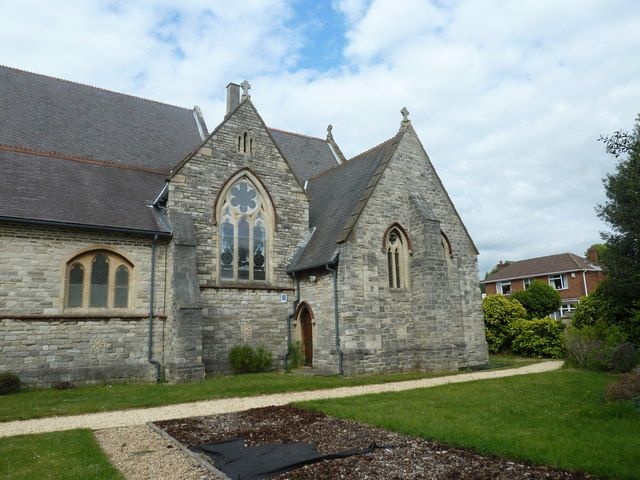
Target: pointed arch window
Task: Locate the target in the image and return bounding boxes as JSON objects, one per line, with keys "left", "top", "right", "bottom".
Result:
{"left": 65, "top": 250, "right": 133, "bottom": 309}
{"left": 386, "top": 226, "right": 410, "bottom": 289}
{"left": 441, "top": 231, "right": 453, "bottom": 259}
{"left": 218, "top": 174, "right": 272, "bottom": 282}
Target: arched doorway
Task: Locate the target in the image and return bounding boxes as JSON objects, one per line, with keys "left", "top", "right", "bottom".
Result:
{"left": 297, "top": 303, "right": 314, "bottom": 366}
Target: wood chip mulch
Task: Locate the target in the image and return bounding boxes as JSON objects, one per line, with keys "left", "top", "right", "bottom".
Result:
{"left": 154, "top": 405, "right": 598, "bottom": 480}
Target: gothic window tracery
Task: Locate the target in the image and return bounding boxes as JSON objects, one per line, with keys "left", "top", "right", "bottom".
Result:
{"left": 386, "top": 226, "right": 409, "bottom": 289}
{"left": 219, "top": 175, "right": 271, "bottom": 282}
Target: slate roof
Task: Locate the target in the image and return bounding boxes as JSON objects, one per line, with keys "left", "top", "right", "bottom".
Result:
{"left": 268, "top": 129, "right": 340, "bottom": 182}
{"left": 0, "top": 65, "right": 205, "bottom": 171}
{"left": 481, "top": 253, "right": 602, "bottom": 284}
{"left": 291, "top": 132, "right": 403, "bottom": 271}
{"left": 0, "top": 147, "right": 169, "bottom": 234}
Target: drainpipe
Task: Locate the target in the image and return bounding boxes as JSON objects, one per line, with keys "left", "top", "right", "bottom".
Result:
{"left": 284, "top": 273, "right": 300, "bottom": 369}
{"left": 582, "top": 270, "right": 588, "bottom": 296}
{"left": 148, "top": 234, "right": 161, "bottom": 382}
{"left": 325, "top": 263, "right": 344, "bottom": 376}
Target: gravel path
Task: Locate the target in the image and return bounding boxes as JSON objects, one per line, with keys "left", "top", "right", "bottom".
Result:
{"left": 0, "top": 361, "right": 562, "bottom": 438}
{"left": 95, "top": 425, "right": 216, "bottom": 480}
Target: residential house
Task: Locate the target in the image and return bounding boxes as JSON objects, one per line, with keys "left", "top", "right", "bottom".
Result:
{"left": 481, "top": 249, "right": 605, "bottom": 319}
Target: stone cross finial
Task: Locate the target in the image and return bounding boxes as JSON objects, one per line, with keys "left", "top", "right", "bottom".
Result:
{"left": 241, "top": 80, "right": 251, "bottom": 100}
{"left": 400, "top": 107, "right": 410, "bottom": 127}
{"left": 326, "top": 124, "right": 334, "bottom": 142}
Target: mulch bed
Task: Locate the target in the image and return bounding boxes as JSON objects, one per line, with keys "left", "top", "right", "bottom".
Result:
{"left": 154, "top": 405, "right": 597, "bottom": 480}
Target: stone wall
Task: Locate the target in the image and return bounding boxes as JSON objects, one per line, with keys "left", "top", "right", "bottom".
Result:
{"left": 296, "top": 268, "right": 339, "bottom": 374}
{"left": 0, "top": 222, "right": 169, "bottom": 385}
{"left": 167, "top": 99, "right": 309, "bottom": 374}
{"left": 0, "top": 318, "right": 163, "bottom": 385}
{"left": 332, "top": 125, "right": 488, "bottom": 375}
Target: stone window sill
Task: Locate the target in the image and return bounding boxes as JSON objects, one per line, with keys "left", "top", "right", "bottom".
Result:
{"left": 201, "top": 281, "right": 294, "bottom": 292}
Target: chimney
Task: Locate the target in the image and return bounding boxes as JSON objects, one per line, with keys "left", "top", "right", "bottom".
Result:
{"left": 226, "top": 82, "right": 240, "bottom": 115}
{"left": 496, "top": 261, "right": 507, "bottom": 271}
{"left": 586, "top": 246, "right": 599, "bottom": 263}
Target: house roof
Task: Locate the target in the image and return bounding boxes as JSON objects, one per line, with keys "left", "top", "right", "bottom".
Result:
{"left": 481, "top": 253, "right": 602, "bottom": 284}
{"left": 0, "top": 146, "right": 169, "bottom": 235}
{"left": 268, "top": 129, "right": 340, "bottom": 183}
{"left": 291, "top": 131, "right": 403, "bottom": 271}
{"left": 0, "top": 65, "right": 205, "bottom": 171}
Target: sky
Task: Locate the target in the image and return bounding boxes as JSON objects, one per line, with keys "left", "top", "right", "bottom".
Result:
{"left": 1, "top": 0, "right": 639, "bottom": 275}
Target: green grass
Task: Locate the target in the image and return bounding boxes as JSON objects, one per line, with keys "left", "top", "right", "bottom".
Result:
{"left": 0, "top": 355, "right": 539, "bottom": 422}
{"left": 299, "top": 369, "right": 640, "bottom": 480}
{"left": 0, "top": 429, "right": 121, "bottom": 480}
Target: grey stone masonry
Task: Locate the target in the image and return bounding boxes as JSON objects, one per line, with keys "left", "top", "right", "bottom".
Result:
{"left": 297, "top": 125, "right": 488, "bottom": 375}
{"left": 164, "top": 212, "right": 206, "bottom": 382}
{"left": 0, "top": 222, "right": 168, "bottom": 385}
{"left": 167, "top": 99, "right": 309, "bottom": 375}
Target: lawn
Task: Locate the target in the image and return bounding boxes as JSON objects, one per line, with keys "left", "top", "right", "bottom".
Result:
{"left": 0, "top": 354, "right": 533, "bottom": 422}
{"left": 299, "top": 369, "right": 640, "bottom": 480}
{"left": 0, "top": 429, "right": 121, "bottom": 480}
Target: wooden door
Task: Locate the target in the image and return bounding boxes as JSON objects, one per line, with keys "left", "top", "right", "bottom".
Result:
{"left": 300, "top": 308, "right": 313, "bottom": 366}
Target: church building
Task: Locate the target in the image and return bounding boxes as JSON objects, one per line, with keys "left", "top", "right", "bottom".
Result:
{"left": 0, "top": 66, "right": 488, "bottom": 384}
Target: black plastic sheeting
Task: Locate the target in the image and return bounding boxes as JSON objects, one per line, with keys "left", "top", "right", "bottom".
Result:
{"left": 190, "top": 438, "right": 395, "bottom": 480}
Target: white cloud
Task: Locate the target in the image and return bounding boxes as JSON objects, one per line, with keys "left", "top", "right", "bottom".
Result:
{"left": 1, "top": 0, "right": 639, "bottom": 275}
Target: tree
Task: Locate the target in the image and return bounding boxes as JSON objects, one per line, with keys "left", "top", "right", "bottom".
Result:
{"left": 596, "top": 114, "right": 640, "bottom": 345}
{"left": 511, "top": 280, "right": 561, "bottom": 319}
{"left": 598, "top": 116, "right": 640, "bottom": 302}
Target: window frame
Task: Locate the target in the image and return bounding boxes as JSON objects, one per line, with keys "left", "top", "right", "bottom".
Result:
{"left": 384, "top": 225, "right": 411, "bottom": 290}
{"left": 216, "top": 170, "right": 275, "bottom": 285}
{"left": 548, "top": 274, "right": 568, "bottom": 290}
{"left": 498, "top": 281, "right": 512, "bottom": 295}
{"left": 523, "top": 277, "right": 533, "bottom": 289}
{"left": 64, "top": 249, "right": 133, "bottom": 310}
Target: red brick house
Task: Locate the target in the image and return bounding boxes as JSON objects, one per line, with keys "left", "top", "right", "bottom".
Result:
{"left": 481, "top": 250, "right": 606, "bottom": 319}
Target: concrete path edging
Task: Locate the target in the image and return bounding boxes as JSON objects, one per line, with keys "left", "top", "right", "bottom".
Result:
{"left": 0, "top": 361, "right": 563, "bottom": 438}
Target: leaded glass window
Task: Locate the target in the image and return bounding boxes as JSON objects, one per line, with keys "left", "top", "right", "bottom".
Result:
{"left": 386, "top": 227, "right": 409, "bottom": 289}
{"left": 67, "top": 263, "right": 84, "bottom": 307}
{"left": 114, "top": 265, "right": 130, "bottom": 308}
{"left": 90, "top": 253, "right": 109, "bottom": 307}
{"left": 65, "top": 250, "right": 133, "bottom": 309}
{"left": 218, "top": 175, "right": 271, "bottom": 282}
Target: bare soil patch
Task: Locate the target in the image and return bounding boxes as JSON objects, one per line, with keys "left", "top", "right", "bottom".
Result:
{"left": 154, "top": 405, "right": 597, "bottom": 480}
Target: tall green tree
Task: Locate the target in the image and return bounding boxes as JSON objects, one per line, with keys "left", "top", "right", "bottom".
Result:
{"left": 511, "top": 280, "right": 561, "bottom": 319}
{"left": 597, "top": 114, "right": 640, "bottom": 304}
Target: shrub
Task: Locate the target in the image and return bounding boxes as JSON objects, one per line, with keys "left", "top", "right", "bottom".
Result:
{"left": 229, "top": 345, "right": 273, "bottom": 374}
{"left": 0, "top": 372, "right": 21, "bottom": 395}
{"left": 510, "top": 318, "right": 565, "bottom": 358}
{"left": 251, "top": 346, "right": 273, "bottom": 373}
{"left": 608, "top": 342, "right": 639, "bottom": 373}
{"left": 605, "top": 372, "right": 640, "bottom": 402}
{"left": 565, "top": 322, "right": 638, "bottom": 372}
{"left": 482, "top": 294, "right": 528, "bottom": 353}
{"left": 287, "top": 341, "right": 304, "bottom": 370}
{"left": 511, "top": 280, "right": 562, "bottom": 319}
